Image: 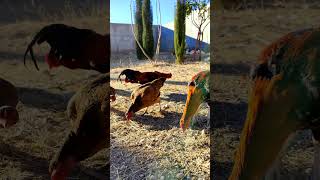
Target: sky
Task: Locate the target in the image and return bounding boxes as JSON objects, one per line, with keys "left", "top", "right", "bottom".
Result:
{"left": 110, "top": 0, "right": 176, "bottom": 25}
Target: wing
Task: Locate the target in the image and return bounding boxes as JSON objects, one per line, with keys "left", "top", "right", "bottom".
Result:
{"left": 139, "top": 86, "right": 161, "bottom": 106}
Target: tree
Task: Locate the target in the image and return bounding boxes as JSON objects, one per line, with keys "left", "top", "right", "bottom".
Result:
{"left": 174, "top": 0, "right": 186, "bottom": 64}
{"left": 186, "top": 0, "right": 210, "bottom": 61}
{"left": 135, "top": 0, "right": 144, "bottom": 59}
{"left": 154, "top": 0, "right": 162, "bottom": 60}
{"left": 130, "top": 0, "right": 154, "bottom": 62}
{"left": 142, "top": 0, "right": 154, "bottom": 59}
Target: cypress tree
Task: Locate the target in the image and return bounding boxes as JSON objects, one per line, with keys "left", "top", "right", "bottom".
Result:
{"left": 174, "top": 0, "right": 186, "bottom": 64}
{"left": 142, "top": 0, "right": 154, "bottom": 59}
{"left": 135, "top": 0, "right": 144, "bottom": 59}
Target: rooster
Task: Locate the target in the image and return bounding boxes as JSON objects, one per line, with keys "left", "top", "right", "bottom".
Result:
{"left": 49, "top": 74, "right": 110, "bottom": 180}
{"left": 125, "top": 77, "right": 166, "bottom": 120}
{"left": 229, "top": 28, "right": 320, "bottom": 180}
{"left": 118, "top": 69, "right": 172, "bottom": 84}
{"left": 0, "top": 78, "right": 19, "bottom": 128}
{"left": 250, "top": 28, "right": 314, "bottom": 80}
{"left": 24, "top": 24, "right": 110, "bottom": 73}
{"left": 180, "top": 71, "right": 210, "bottom": 131}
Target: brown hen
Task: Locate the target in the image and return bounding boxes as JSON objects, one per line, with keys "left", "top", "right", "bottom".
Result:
{"left": 125, "top": 77, "right": 166, "bottom": 120}
{"left": 49, "top": 74, "right": 110, "bottom": 180}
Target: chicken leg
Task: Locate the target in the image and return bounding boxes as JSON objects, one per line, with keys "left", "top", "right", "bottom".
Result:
{"left": 142, "top": 108, "right": 148, "bottom": 116}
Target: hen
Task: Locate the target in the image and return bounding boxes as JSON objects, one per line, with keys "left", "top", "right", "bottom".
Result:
{"left": 125, "top": 77, "right": 166, "bottom": 120}
{"left": 49, "top": 74, "right": 110, "bottom": 180}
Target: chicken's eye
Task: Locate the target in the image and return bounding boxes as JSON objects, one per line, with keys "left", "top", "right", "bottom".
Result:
{"left": 188, "top": 81, "right": 195, "bottom": 87}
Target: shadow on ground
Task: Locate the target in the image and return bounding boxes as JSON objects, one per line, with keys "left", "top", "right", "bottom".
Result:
{"left": 212, "top": 100, "right": 247, "bottom": 128}
{"left": 0, "top": 51, "right": 24, "bottom": 61}
{"left": 132, "top": 111, "right": 181, "bottom": 130}
{"left": 165, "top": 80, "right": 187, "bottom": 86}
{"left": 133, "top": 110, "right": 208, "bottom": 131}
{"left": 212, "top": 159, "right": 233, "bottom": 180}
{"left": 114, "top": 88, "right": 131, "bottom": 98}
{"left": 110, "top": 106, "right": 125, "bottom": 119}
{"left": 18, "top": 87, "right": 74, "bottom": 111}
{"left": 213, "top": 63, "right": 251, "bottom": 76}
{"left": 163, "top": 93, "right": 187, "bottom": 103}
{"left": 0, "top": 139, "right": 49, "bottom": 177}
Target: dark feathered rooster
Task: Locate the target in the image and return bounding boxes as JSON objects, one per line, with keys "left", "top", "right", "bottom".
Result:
{"left": 118, "top": 69, "right": 172, "bottom": 84}
{"left": 24, "top": 24, "right": 110, "bottom": 73}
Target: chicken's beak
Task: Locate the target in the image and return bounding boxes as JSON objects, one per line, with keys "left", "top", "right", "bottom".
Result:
{"left": 0, "top": 117, "right": 18, "bottom": 128}
{"left": 180, "top": 86, "right": 203, "bottom": 131}
{"left": 0, "top": 106, "right": 19, "bottom": 128}
{"left": 45, "top": 54, "right": 53, "bottom": 69}
{"left": 180, "top": 121, "right": 189, "bottom": 132}
{"left": 0, "top": 118, "right": 7, "bottom": 128}
{"left": 50, "top": 157, "right": 77, "bottom": 180}
{"left": 125, "top": 112, "right": 133, "bottom": 121}
{"left": 45, "top": 53, "right": 60, "bottom": 69}
{"left": 110, "top": 95, "right": 116, "bottom": 102}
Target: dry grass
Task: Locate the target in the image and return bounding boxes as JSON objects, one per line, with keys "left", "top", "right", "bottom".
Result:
{"left": 0, "top": 14, "right": 108, "bottom": 179}
{"left": 0, "top": 0, "right": 108, "bottom": 25}
{"left": 212, "top": 8, "right": 320, "bottom": 179}
{"left": 110, "top": 61, "right": 210, "bottom": 179}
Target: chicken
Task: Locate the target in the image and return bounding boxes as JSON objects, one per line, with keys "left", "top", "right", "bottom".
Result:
{"left": 118, "top": 69, "right": 172, "bottom": 84}
{"left": 24, "top": 24, "right": 110, "bottom": 73}
{"left": 180, "top": 71, "right": 210, "bottom": 131}
{"left": 0, "top": 78, "right": 19, "bottom": 128}
{"left": 250, "top": 28, "right": 314, "bottom": 80}
{"left": 125, "top": 77, "right": 166, "bottom": 120}
{"left": 229, "top": 28, "right": 320, "bottom": 180}
{"left": 49, "top": 74, "right": 110, "bottom": 180}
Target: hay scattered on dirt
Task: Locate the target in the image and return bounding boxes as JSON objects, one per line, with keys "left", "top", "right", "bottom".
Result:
{"left": 110, "top": 61, "right": 210, "bottom": 179}
{"left": 0, "top": 16, "right": 108, "bottom": 179}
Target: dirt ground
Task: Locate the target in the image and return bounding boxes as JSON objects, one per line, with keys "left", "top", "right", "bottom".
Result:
{"left": 0, "top": 2, "right": 210, "bottom": 179}
{"left": 0, "top": 17, "right": 108, "bottom": 179}
{"left": 110, "top": 58, "right": 210, "bottom": 179}
{"left": 212, "top": 8, "right": 320, "bottom": 179}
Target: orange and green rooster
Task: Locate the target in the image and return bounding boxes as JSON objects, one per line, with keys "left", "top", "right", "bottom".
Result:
{"left": 180, "top": 70, "right": 210, "bottom": 131}
{"left": 230, "top": 28, "right": 320, "bottom": 179}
